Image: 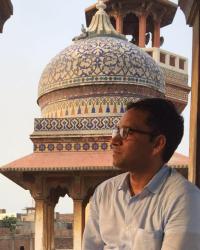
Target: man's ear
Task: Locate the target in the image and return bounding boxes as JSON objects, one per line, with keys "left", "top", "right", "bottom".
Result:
{"left": 152, "top": 135, "right": 166, "bottom": 156}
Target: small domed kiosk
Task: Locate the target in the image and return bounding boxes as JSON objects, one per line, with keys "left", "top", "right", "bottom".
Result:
{"left": 0, "top": 1, "right": 189, "bottom": 250}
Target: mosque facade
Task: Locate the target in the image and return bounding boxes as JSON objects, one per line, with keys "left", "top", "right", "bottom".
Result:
{"left": 0, "top": 1, "right": 191, "bottom": 250}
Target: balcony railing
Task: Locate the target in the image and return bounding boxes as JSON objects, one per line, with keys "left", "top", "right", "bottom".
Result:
{"left": 143, "top": 47, "right": 188, "bottom": 74}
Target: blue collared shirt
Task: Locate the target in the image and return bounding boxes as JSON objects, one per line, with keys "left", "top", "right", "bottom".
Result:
{"left": 82, "top": 166, "right": 200, "bottom": 250}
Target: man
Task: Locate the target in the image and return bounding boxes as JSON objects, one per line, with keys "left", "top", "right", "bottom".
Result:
{"left": 82, "top": 98, "right": 200, "bottom": 250}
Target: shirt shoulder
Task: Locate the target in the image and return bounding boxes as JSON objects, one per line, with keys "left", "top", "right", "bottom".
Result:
{"left": 161, "top": 169, "right": 200, "bottom": 234}
{"left": 161, "top": 168, "right": 200, "bottom": 214}
{"left": 166, "top": 168, "right": 200, "bottom": 196}
{"left": 93, "top": 172, "right": 128, "bottom": 201}
{"left": 97, "top": 172, "right": 128, "bottom": 192}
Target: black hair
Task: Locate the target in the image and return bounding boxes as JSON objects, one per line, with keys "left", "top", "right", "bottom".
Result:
{"left": 126, "top": 98, "right": 184, "bottom": 162}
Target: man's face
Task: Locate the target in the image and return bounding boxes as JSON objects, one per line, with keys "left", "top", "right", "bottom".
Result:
{"left": 111, "top": 108, "right": 158, "bottom": 173}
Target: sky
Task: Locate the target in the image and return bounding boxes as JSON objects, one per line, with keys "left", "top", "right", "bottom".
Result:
{"left": 0, "top": 0, "right": 192, "bottom": 214}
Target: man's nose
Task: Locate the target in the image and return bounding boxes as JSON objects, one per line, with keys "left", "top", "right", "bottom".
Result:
{"left": 110, "top": 133, "right": 122, "bottom": 146}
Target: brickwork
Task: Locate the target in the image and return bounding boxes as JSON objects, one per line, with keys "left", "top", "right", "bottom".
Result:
{"left": 0, "top": 210, "right": 73, "bottom": 250}
{"left": 0, "top": 233, "right": 34, "bottom": 250}
{"left": 55, "top": 237, "right": 73, "bottom": 249}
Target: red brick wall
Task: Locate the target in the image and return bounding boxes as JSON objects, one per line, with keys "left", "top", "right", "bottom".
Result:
{"left": 55, "top": 237, "right": 73, "bottom": 249}
{"left": 0, "top": 235, "right": 33, "bottom": 250}
{"left": 0, "top": 238, "right": 13, "bottom": 250}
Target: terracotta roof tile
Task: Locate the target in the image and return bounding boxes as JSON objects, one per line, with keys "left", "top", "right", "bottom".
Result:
{"left": 168, "top": 152, "right": 189, "bottom": 167}
{"left": 0, "top": 151, "right": 188, "bottom": 172}
{"left": 0, "top": 151, "right": 114, "bottom": 172}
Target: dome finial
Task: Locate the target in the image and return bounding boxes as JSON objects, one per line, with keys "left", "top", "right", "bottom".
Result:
{"left": 86, "top": 0, "right": 126, "bottom": 40}
{"left": 72, "top": 0, "right": 126, "bottom": 41}
{"left": 96, "top": 0, "right": 106, "bottom": 10}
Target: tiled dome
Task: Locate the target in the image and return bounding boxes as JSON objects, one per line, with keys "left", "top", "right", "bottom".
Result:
{"left": 37, "top": 0, "right": 165, "bottom": 119}
{"left": 38, "top": 36, "right": 165, "bottom": 99}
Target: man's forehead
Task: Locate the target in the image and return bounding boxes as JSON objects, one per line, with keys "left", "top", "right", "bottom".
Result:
{"left": 119, "top": 108, "right": 149, "bottom": 126}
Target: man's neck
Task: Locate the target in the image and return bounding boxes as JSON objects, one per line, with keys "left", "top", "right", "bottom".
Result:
{"left": 128, "top": 163, "right": 163, "bottom": 196}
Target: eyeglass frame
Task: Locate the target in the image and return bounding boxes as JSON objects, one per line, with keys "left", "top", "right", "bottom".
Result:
{"left": 112, "top": 126, "right": 157, "bottom": 140}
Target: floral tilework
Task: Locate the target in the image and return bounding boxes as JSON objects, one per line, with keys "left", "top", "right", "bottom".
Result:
{"left": 41, "top": 96, "right": 139, "bottom": 118}
{"left": 34, "top": 116, "right": 120, "bottom": 131}
{"left": 38, "top": 37, "right": 165, "bottom": 98}
{"left": 34, "top": 142, "right": 112, "bottom": 152}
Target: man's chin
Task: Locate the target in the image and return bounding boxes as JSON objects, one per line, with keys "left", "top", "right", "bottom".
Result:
{"left": 113, "top": 161, "right": 120, "bottom": 169}
{"left": 113, "top": 160, "right": 128, "bottom": 171}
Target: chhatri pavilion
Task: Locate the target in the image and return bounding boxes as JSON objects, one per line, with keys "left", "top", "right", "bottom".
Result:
{"left": 0, "top": 1, "right": 190, "bottom": 250}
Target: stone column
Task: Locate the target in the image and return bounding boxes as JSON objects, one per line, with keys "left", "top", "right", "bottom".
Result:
{"left": 34, "top": 198, "right": 48, "bottom": 250}
{"left": 138, "top": 13, "right": 147, "bottom": 47}
{"left": 69, "top": 175, "right": 100, "bottom": 250}
{"left": 29, "top": 176, "right": 68, "bottom": 250}
{"left": 189, "top": 10, "right": 200, "bottom": 185}
{"left": 116, "top": 14, "right": 123, "bottom": 34}
{"left": 179, "top": 0, "right": 200, "bottom": 185}
{"left": 153, "top": 20, "right": 160, "bottom": 48}
{"left": 35, "top": 199, "right": 47, "bottom": 250}
{"left": 34, "top": 198, "right": 56, "bottom": 250}
{"left": 47, "top": 202, "right": 55, "bottom": 250}
{"left": 73, "top": 199, "right": 86, "bottom": 250}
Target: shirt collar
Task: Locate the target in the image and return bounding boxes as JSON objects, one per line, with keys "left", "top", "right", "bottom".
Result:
{"left": 117, "top": 165, "right": 171, "bottom": 194}
{"left": 118, "top": 172, "right": 130, "bottom": 191}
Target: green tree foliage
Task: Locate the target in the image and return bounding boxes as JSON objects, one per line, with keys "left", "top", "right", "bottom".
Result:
{"left": 0, "top": 216, "right": 17, "bottom": 232}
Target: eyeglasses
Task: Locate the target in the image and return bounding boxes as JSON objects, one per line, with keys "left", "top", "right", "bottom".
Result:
{"left": 112, "top": 127, "right": 155, "bottom": 140}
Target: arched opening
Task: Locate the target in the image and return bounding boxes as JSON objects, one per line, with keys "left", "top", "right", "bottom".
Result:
{"left": 146, "top": 15, "right": 154, "bottom": 47}
{"left": 55, "top": 195, "right": 73, "bottom": 250}
{"left": 123, "top": 12, "right": 139, "bottom": 45}
{"left": 55, "top": 194, "right": 73, "bottom": 213}
{"left": 20, "top": 247, "right": 24, "bottom": 250}
{"left": 110, "top": 16, "right": 116, "bottom": 29}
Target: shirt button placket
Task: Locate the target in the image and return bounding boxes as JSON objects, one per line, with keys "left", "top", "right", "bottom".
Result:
{"left": 125, "top": 195, "right": 138, "bottom": 227}
{"left": 128, "top": 196, "right": 139, "bottom": 250}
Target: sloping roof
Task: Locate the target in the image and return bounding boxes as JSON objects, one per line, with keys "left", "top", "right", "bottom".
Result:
{"left": 0, "top": 151, "right": 114, "bottom": 172}
{"left": 0, "top": 151, "right": 188, "bottom": 172}
{"left": 168, "top": 152, "right": 189, "bottom": 167}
